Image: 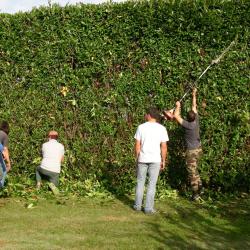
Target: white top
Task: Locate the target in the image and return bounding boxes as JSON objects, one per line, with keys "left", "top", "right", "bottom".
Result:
{"left": 134, "top": 121, "right": 169, "bottom": 163}
{"left": 40, "top": 139, "right": 65, "bottom": 173}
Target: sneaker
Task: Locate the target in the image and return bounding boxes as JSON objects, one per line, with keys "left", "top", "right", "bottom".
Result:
{"left": 191, "top": 194, "right": 204, "bottom": 203}
{"left": 191, "top": 194, "right": 201, "bottom": 201}
{"left": 144, "top": 209, "right": 158, "bottom": 215}
{"left": 133, "top": 205, "right": 142, "bottom": 212}
{"left": 198, "top": 185, "right": 205, "bottom": 195}
{"left": 48, "top": 183, "right": 60, "bottom": 196}
{"left": 36, "top": 182, "right": 41, "bottom": 190}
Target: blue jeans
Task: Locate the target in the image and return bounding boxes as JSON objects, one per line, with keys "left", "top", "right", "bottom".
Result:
{"left": 0, "top": 153, "right": 7, "bottom": 188}
{"left": 134, "top": 162, "right": 161, "bottom": 212}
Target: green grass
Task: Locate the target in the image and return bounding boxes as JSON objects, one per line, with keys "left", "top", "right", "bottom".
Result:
{"left": 0, "top": 195, "right": 249, "bottom": 250}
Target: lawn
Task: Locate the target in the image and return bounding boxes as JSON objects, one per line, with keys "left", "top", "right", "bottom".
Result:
{"left": 0, "top": 194, "right": 249, "bottom": 250}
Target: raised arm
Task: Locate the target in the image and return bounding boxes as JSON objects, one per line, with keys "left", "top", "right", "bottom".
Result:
{"left": 192, "top": 88, "right": 198, "bottom": 113}
{"left": 174, "top": 101, "right": 184, "bottom": 125}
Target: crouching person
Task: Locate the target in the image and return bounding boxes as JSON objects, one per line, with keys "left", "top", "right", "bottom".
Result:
{"left": 36, "top": 131, "right": 64, "bottom": 195}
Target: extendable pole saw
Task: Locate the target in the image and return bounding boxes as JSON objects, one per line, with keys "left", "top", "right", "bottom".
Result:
{"left": 163, "top": 36, "right": 237, "bottom": 121}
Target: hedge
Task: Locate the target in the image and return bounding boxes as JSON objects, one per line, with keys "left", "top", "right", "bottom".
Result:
{"left": 0, "top": 0, "right": 249, "bottom": 196}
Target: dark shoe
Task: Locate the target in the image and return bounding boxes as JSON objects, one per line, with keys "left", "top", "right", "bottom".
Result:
{"left": 192, "top": 194, "right": 201, "bottom": 201}
{"left": 191, "top": 194, "right": 204, "bottom": 203}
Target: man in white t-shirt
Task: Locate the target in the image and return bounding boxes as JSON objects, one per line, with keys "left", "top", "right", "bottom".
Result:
{"left": 134, "top": 107, "right": 169, "bottom": 214}
{"left": 36, "top": 131, "right": 64, "bottom": 194}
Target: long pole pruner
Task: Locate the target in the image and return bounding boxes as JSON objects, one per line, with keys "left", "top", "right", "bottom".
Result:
{"left": 163, "top": 36, "right": 237, "bottom": 120}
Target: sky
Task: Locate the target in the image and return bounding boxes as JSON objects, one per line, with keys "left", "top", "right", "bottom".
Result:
{"left": 0, "top": 0, "right": 126, "bottom": 14}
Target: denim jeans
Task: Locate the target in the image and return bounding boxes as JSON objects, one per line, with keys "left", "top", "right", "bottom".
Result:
{"left": 36, "top": 166, "right": 59, "bottom": 186}
{"left": 134, "top": 162, "right": 161, "bottom": 212}
{"left": 0, "top": 153, "right": 7, "bottom": 188}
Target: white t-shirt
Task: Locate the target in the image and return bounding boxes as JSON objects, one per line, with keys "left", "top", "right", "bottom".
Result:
{"left": 134, "top": 122, "right": 169, "bottom": 163}
{"left": 40, "top": 139, "right": 65, "bottom": 173}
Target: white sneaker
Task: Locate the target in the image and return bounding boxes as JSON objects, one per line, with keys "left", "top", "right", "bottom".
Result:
{"left": 48, "top": 183, "right": 60, "bottom": 195}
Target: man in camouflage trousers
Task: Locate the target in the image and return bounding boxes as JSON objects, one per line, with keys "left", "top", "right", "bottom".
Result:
{"left": 185, "top": 147, "right": 202, "bottom": 197}
{"left": 174, "top": 88, "right": 203, "bottom": 201}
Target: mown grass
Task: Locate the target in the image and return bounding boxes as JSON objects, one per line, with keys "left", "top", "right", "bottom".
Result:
{"left": 0, "top": 194, "right": 249, "bottom": 250}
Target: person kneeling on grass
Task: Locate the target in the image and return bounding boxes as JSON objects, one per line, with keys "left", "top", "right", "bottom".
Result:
{"left": 36, "top": 130, "right": 65, "bottom": 195}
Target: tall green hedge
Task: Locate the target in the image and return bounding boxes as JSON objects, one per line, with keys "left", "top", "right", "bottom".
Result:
{"left": 0, "top": 0, "right": 249, "bottom": 195}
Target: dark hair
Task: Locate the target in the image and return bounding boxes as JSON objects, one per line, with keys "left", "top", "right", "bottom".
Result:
{"left": 147, "top": 107, "right": 160, "bottom": 121}
{"left": 0, "top": 121, "right": 9, "bottom": 135}
{"left": 187, "top": 110, "right": 196, "bottom": 122}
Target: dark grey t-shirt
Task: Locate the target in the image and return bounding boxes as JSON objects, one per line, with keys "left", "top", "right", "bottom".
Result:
{"left": 0, "top": 130, "right": 8, "bottom": 147}
{"left": 181, "top": 114, "right": 201, "bottom": 150}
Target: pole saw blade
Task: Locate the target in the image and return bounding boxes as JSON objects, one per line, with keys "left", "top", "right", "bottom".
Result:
{"left": 179, "top": 36, "right": 237, "bottom": 103}
{"left": 163, "top": 36, "right": 237, "bottom": 120}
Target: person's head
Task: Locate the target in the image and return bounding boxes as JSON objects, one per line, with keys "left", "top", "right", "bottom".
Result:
{"left": 0, "top": 121, "right": 9, "bottom": 135}
{"left": 145, "top": 107, "right": 160, "bottom": 121}
{"left": 187, "top": 110, "right": 196, "bottom": 122}
{"left": 48, "top": 130, "right": 58, "bottom": 140}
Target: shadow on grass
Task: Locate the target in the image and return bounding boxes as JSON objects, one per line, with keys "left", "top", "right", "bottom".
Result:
{"left": 101, "top": 165, "right": 135, "bottom": 209}
{"left": 146, "top": 198, "right": 250, "bottom": 249}
{"left": 99, "top": 126, "right": 250, "bottom": 248}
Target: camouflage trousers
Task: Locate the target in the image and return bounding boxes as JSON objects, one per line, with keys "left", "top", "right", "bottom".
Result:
{"left": 186, "top": 147, "right": 202, "bottom": 193}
